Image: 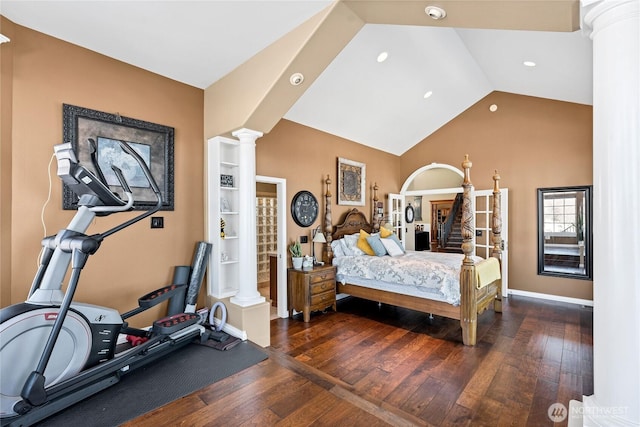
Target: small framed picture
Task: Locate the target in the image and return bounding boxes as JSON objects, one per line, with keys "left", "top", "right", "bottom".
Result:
{"left": 220, "top": 174, "right": 234, "bottom": 187}
{"left": 220, "top": 197, "right": 231, "bottom": 212}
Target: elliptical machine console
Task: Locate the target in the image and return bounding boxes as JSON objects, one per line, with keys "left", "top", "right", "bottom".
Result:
{"left": 0, "top": 140, "right": 209, "bottom": 426}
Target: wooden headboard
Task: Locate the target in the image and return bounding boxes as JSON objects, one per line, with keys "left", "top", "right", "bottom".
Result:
{"left": 332, "top": 208, "right": 373, "bottom": 240}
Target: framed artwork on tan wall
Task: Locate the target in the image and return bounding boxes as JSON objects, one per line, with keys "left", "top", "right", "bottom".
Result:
{"left": 337, "top": 157, "right": 365, "bottom": 206}
{"left": 62, "top": 104, "right": 175, "bottom": 211}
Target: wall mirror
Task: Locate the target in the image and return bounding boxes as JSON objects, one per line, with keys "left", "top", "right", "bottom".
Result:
{"left": 537, "top": 186, "right": 592, "bottom": 280}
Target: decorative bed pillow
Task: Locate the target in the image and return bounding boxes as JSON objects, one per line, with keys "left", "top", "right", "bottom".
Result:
{"left": 380, "top": 226, "right": 393, "bottom": 238}
{"left": 341, "top": 234, "right": 365, "bottom": 256}
{"left": 366, "top": 234, "right": 388, "bottom": 256}
{"left": 331, "top": 239, "right": 345, "bottom": 258}
{"left": 357, "top": 230, "right": 376, "bottom": 256}
{"left": 383, "top": 233, "right": 405, "bottom": 255}
{"left": 381, "top": 237, "right": 404, "bottom": 257}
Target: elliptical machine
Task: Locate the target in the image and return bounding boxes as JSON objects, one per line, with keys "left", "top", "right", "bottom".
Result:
{"left": 0, "top": 139, "right": 210, "bottom": 426}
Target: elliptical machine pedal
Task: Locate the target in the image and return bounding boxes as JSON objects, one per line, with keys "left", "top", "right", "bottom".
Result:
{"left": 152, "top": 313, "right": 200, "bottom": 336}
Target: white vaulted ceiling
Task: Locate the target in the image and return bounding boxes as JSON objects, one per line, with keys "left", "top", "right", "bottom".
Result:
{"left": 0, "top": 1, "right": 592, "bottom": 155}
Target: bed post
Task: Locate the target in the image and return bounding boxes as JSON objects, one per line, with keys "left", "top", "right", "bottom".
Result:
{"left": 460, "top": 155, "right": 478, "bottom": 346}
{"left": 322, "top": 174, "right": 333, "bottom": 264}
{"left": 491, "top": 170, "right": 503, "bottom": 313}
{"left": 372, "top": 182, "right": 380, "bottom": 232}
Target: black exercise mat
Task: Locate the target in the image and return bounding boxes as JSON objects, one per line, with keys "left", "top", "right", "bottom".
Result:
{"left": 35, "top": 341, "right": 267, "bottom": 426}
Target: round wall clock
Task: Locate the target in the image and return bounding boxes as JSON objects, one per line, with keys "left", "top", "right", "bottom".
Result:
{"left": 291, "top": 190, "right": 319, "bottom": 227}
{"left": 405, "top": 204, "right": 415, "bottom": 223}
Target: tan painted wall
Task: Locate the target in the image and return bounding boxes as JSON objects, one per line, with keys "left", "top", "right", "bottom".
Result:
{"left": 400, "top": 91, "right": 593, "bottom": 300}
{"left": 1, "top": 17, "right": 15, "bottom": 308}
{"left": 256, "top": 119, "right": 401, "bottom": 258}
{"left": 2, "top": 23, "right": 205, "bottom": 327}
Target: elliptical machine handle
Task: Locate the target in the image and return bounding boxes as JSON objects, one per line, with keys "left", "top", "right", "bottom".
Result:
{"left": 90, "top": 166, "right": 134, "bottom": 213}
{"left": 87, "top": 138, "right": 108, "bottom": 186}
{"left": 115, "top": 140, "right": 162, "bottom": 200}
{"left": 98, "top": 140, "right": 164, "bottom": 239}
{"left": 111, "top": 165, "right": 132, "bottom": 194}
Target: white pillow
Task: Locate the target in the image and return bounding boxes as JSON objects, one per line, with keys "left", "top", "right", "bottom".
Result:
{"left": 342, "top": 234, "right": 365, "bottom": 256}
{"left": 381, "top": 237, "right": 404, "bottom": 257}
{"left": 339, "top": 238, "right": 353, "bottom": 256}
{"left": 385, "top": 233, "right": 405, "bottom": 253}
{"left": 331, "top": 239, "right": 345, "bottom": 258}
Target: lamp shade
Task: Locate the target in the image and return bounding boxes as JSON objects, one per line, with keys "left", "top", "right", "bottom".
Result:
{"left": 313, "top": 230, "right": 326, "bottom": 243}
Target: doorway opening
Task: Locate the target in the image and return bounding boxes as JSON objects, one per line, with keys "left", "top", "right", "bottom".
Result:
{"left": 399, "top": 163, "right": 509, "bottom": 297}
{"left": 256, "top": 176, "right": 288, "bottom": 320}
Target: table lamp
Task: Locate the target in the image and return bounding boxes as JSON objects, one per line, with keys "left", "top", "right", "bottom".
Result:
{"left": 312, "top": 226, "right": 327, "bottom": 265}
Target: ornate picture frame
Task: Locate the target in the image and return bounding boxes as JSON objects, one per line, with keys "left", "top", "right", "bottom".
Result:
{"left": 62, "top": 104, "right": 174, "bottom": 210}
{"left": 337, "top": 157, "right": 366, "bottom": 206}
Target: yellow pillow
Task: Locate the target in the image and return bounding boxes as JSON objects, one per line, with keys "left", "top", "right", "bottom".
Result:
{"left": 357, "top": 229, "right": 376, "bottom": 255}
{"left": 380, "top": 226, "right": 393, "bottom": 238}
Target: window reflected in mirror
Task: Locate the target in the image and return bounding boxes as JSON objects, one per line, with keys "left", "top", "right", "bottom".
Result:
{"left": 537, "top": 186, "right": 592, "bottom": 280}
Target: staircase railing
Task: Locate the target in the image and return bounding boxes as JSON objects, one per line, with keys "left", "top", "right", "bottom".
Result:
{"left": 439, "top": 193, "right": 463, "bottom": 249}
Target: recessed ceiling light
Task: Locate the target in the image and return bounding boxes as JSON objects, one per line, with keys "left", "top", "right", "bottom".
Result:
{"left": 423, "top": 91, "right": 433, "bottom": 99}
{"left": 377, "top": 52, "right": 388, "bottom": 63}
{"left": 425, "top": 6, "right": 447, "bottom": 20}
{"left": 289, "top": 72, "right": 304, "bottom": 86}
{"left": 489, "top": 104, "right": 498, "bottom": 112}
{"left": 523, "top": 61, "right": 536, "bottom": 67}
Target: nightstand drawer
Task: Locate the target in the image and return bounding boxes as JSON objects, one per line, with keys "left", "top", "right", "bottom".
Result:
{"left": 310, "top": 290, "right": 335, "bottom": 307}
{"left": 309, "top": 280, "right": 334, "bottom": 295}
{"left": 309, "top": 270, "right": 335, "bottom": 284}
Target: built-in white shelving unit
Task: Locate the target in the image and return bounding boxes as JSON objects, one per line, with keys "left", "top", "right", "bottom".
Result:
{"left": 207, "top": 136, "right": 241, "bottom": 298}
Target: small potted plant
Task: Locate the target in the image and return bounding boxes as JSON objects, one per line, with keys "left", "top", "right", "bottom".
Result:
{"left": 289, "top": 240, "right": 304, "bottom": 270}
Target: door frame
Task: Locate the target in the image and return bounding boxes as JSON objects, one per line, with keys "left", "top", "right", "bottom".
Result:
{"left": 474, "top": 188, "right": 509, "bottom": 297}
{"left": 256, "top": 175, "right": 288, "bottom": 318}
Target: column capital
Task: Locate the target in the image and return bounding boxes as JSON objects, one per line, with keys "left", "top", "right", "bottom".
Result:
{"left": 581, "top": 0, "right": 639, "bottom": 39}
{"left": 232, "top": 127, "right": 263, "bottom": 143}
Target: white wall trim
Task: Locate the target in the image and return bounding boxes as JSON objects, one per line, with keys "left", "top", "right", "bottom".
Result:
{"left": 214, "top": 316, "right": 248, "bottom": 340}
{"left": 508, "top": 289, "right": 593, "bottom": 307}
{"left": 400, "top": 162, "right": 463, "bottom": 194}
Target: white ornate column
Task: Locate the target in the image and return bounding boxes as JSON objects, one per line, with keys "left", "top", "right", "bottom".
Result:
{"left": 576, "top": 1, "right": 640, "bottom": 425}
{"left": 230, "top": 127, "right": 265, "bottom": 307}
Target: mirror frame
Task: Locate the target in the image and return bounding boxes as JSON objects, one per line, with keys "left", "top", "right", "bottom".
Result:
{"left": 537, "top": 185, "right": 593, "bottom": 280}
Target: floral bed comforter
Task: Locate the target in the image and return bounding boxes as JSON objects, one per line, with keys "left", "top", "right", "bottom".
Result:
{"left": 333, "top": 251, "right": 481, "bottom": 305}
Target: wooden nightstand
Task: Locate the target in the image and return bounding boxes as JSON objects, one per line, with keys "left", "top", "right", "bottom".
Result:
{"left": 288, "top": 265, "right": 337, "bottom": 322}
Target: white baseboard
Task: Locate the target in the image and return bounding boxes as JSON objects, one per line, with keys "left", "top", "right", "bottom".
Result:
{"left": 508, "top": 289, "right": 593, "bottom": 307}
{"left": 211, "top": 316, "right": 248, "bottom": 341}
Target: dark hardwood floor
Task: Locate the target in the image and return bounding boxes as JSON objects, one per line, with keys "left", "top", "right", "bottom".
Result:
{"left": 123, "top": 295, "right": 593, "bottom": 426}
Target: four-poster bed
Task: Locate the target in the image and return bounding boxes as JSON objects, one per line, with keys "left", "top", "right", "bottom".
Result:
{"left": 323, "top": 155, "right": 503, "bottom": 346}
